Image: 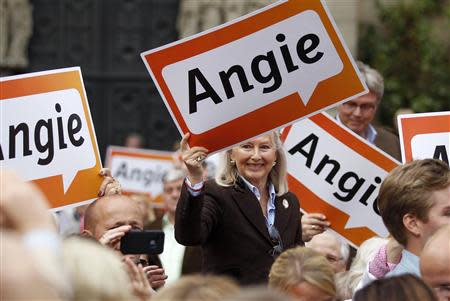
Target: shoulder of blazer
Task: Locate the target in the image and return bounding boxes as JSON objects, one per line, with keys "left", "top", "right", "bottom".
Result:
{"left": 203, "top": 178, "right": 245, "bottom": 197}
{"left": 201, "top": 179, "right": 236, "bottom": 213}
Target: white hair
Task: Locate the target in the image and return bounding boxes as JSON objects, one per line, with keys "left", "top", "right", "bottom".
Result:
{"left": 356, "top": 61, "right": 384, "bottom": 102}
{"left": 323, "top": 230, "right": 350, "bottom": 263}
{"left": 339, "top": 236, "right": 350, "bottom": 263}
{"left": 307, "top": 230, "right": 350, "bottom": 263}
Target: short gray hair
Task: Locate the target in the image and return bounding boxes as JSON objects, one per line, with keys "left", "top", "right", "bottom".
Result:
{"left": 327, "top": 230, "right": 350, "bottom": 263}
{"left": 215, "top": 132, "right": 288, "bottom": 196}
{"left": 357, "top": 61, "right": 384, "bottom": 102}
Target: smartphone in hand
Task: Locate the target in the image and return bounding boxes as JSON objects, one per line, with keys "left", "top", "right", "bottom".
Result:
{"left": 120, "top": 230, "right": 165, "bottom": 255}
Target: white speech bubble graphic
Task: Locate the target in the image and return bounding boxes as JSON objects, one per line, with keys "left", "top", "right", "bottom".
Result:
{"left": 110, "top": 155, "right": 174, "bottom": 196}
{"left": 162, "top": 10, "right": 343, "bottom": 134}
{"left": 284, "top": 118, "right": 389, "bottom": 237}
{"left": 0, "top": 89, "right": 96, "bottom": 193}
{"left": 411, "top": 132, "right": 450, "bottom": 160}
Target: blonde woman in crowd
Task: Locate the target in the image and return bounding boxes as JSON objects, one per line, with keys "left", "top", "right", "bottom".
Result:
{"left": 62, "top": 237, "right": 138, "bottom": 301}
{"left": 269, "top": 246, "right": 336, "bottom": 301}
{"left": 152, "top": 275, "right": 240, "bottom": 301}
{"left": 176, "top": 132, "right": 302, "bottom": 284}
{"left": 225, "top": 286, "right": 296, "bottom": 301}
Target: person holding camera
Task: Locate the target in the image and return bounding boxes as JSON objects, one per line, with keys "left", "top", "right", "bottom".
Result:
{"left": 175, "top": 132, "right": 303, "bottom": 285}
{"left": 82, "top": 192, "right": 168, "bottom": 296}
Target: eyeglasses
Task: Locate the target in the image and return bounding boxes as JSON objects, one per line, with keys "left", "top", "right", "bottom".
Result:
{"left": 342, "top": 101, "right": 376, "bottom": 113}
{"left": 268, "top": 225, "right": 283, "bottom": 257}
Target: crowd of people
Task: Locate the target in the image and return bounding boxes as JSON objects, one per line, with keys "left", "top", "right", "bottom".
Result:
{"left": 1, "top": 62, "right": 449, "bottom": 301}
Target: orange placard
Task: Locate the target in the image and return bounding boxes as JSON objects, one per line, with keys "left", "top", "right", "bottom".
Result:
{"left": 105, "top": 146, "right": 175, "bottom": 207}
{"left": 282, "top": 113, "right": 399, "bottom": 246}
{"left": 397, "top": 111, "right": 450, "bottom": 164}
{"left": 0, "top": 67, "right": 102, "bottom": 210}
{"left": 141, "top": 0, "right": 367, "bottom": 153}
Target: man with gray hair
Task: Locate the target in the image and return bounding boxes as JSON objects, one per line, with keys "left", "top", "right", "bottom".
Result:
{"left": 336, "top": 61, "right": 401, "bottom": 160}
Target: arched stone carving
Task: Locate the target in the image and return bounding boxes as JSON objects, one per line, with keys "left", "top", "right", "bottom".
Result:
{"left": 177, "top": 0, "right": 275, "bottom": 38}
{"left": 0, "top": 0, "right": 33, "bottom": 72}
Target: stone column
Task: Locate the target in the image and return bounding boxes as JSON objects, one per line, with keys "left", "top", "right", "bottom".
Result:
{"left": 0, "top": 0, "right": 33, "bottom": 74}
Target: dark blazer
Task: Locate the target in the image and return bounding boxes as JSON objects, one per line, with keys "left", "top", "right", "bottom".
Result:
{"left": 175, "top": 178, "right": 303, "bottom": 285}
{"left": 147, "top": 216, "right": 202, "bottom": 275}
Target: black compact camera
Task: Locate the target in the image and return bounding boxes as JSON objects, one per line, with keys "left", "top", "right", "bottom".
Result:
{"left": 120, "top": 230, "right": 165, "bottom": 255}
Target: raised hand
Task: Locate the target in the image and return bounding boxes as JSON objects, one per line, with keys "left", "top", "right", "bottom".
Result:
{"left": 386, "top": 237, "right": 403, "bottom": 264}
{"left": 123, "top": 257, "right": 153, "bottom": 301}
{"left": 180, "top": 133, "right": 209, "bottom": 185}
{"left": 98, "top": 225, "right": 132, "bottom": 250}
{"left": 143, "top": 265, "right": 167, "bottom": 290}
{"left": 98, "top": 168, "right": 122, "bottom": 197}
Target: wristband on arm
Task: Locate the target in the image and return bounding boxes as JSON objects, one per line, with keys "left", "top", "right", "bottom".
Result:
{"left": 185, "top": 177, "right": 204, "bottom": 196}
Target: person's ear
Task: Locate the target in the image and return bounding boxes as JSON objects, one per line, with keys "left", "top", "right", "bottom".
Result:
{"left": 229, "top": 150, "right": 236, "bottom": 163}
{"left": 403, "top": 213, "right": 421, "bottom": 237}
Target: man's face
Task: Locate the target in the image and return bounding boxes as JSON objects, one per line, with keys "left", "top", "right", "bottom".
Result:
{"left": 418, "top": 186, "right": 450, "bottom": 246}
{"left": 337, "top": 92, "right": 379, "bottom": 137}
{"left": 308, "top": 234, "right": 346, "bottom": 273}
{"left": 125, "top": 136, "right": 143, "bottom": 148}
{"left": 422, "top": 253, "right": 450, "bottom": 301}
{"left": 163, "top": 178, "right": 183, "bottom": 213}
{"left": 420, "top": 225, "right": 450, "bottom": 301}
{"left": 93, "top": 196, "right": 144, "bottom": 247}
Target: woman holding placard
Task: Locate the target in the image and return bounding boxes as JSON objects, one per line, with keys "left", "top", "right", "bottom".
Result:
{"left": 175, "top": 131, "right": 303, "bottom": 285}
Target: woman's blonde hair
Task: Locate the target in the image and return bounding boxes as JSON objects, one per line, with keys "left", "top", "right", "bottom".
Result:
{"left": 224, "top": 286, "right": 295, "bottom": 301}
{"left": 269, "top": 247, "right": 336, "bottom": 297}
{"left": 152, "top": 275, "right": 240, "bottom": 301}
{"left": 62, "top": 237, "right": 136, "bottom": 301}
{"left": 215, "top": 131, "right": 288, "bottom": 195}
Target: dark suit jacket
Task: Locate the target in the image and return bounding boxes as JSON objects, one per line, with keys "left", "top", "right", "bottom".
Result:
{"left": 147, "top": 215, "right": 202, "bottom": 275}
{"left": 175, "top": 178, "right": 303, "bottom": 285}
{"left": 374, "top": 126, "right": 401, "bottom": 161}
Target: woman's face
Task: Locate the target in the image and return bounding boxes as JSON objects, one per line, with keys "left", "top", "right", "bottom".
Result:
{"left": 230, "top": 134, "right": 277, "bottom": 187}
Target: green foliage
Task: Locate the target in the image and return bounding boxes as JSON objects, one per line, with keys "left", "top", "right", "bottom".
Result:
{"left": 358, "top": 0, "right": 450, "bottom": 125}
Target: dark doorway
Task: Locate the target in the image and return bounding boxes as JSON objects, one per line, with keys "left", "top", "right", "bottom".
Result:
{"left": 29, "top": 0, "right": 181, "bottom": 161}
